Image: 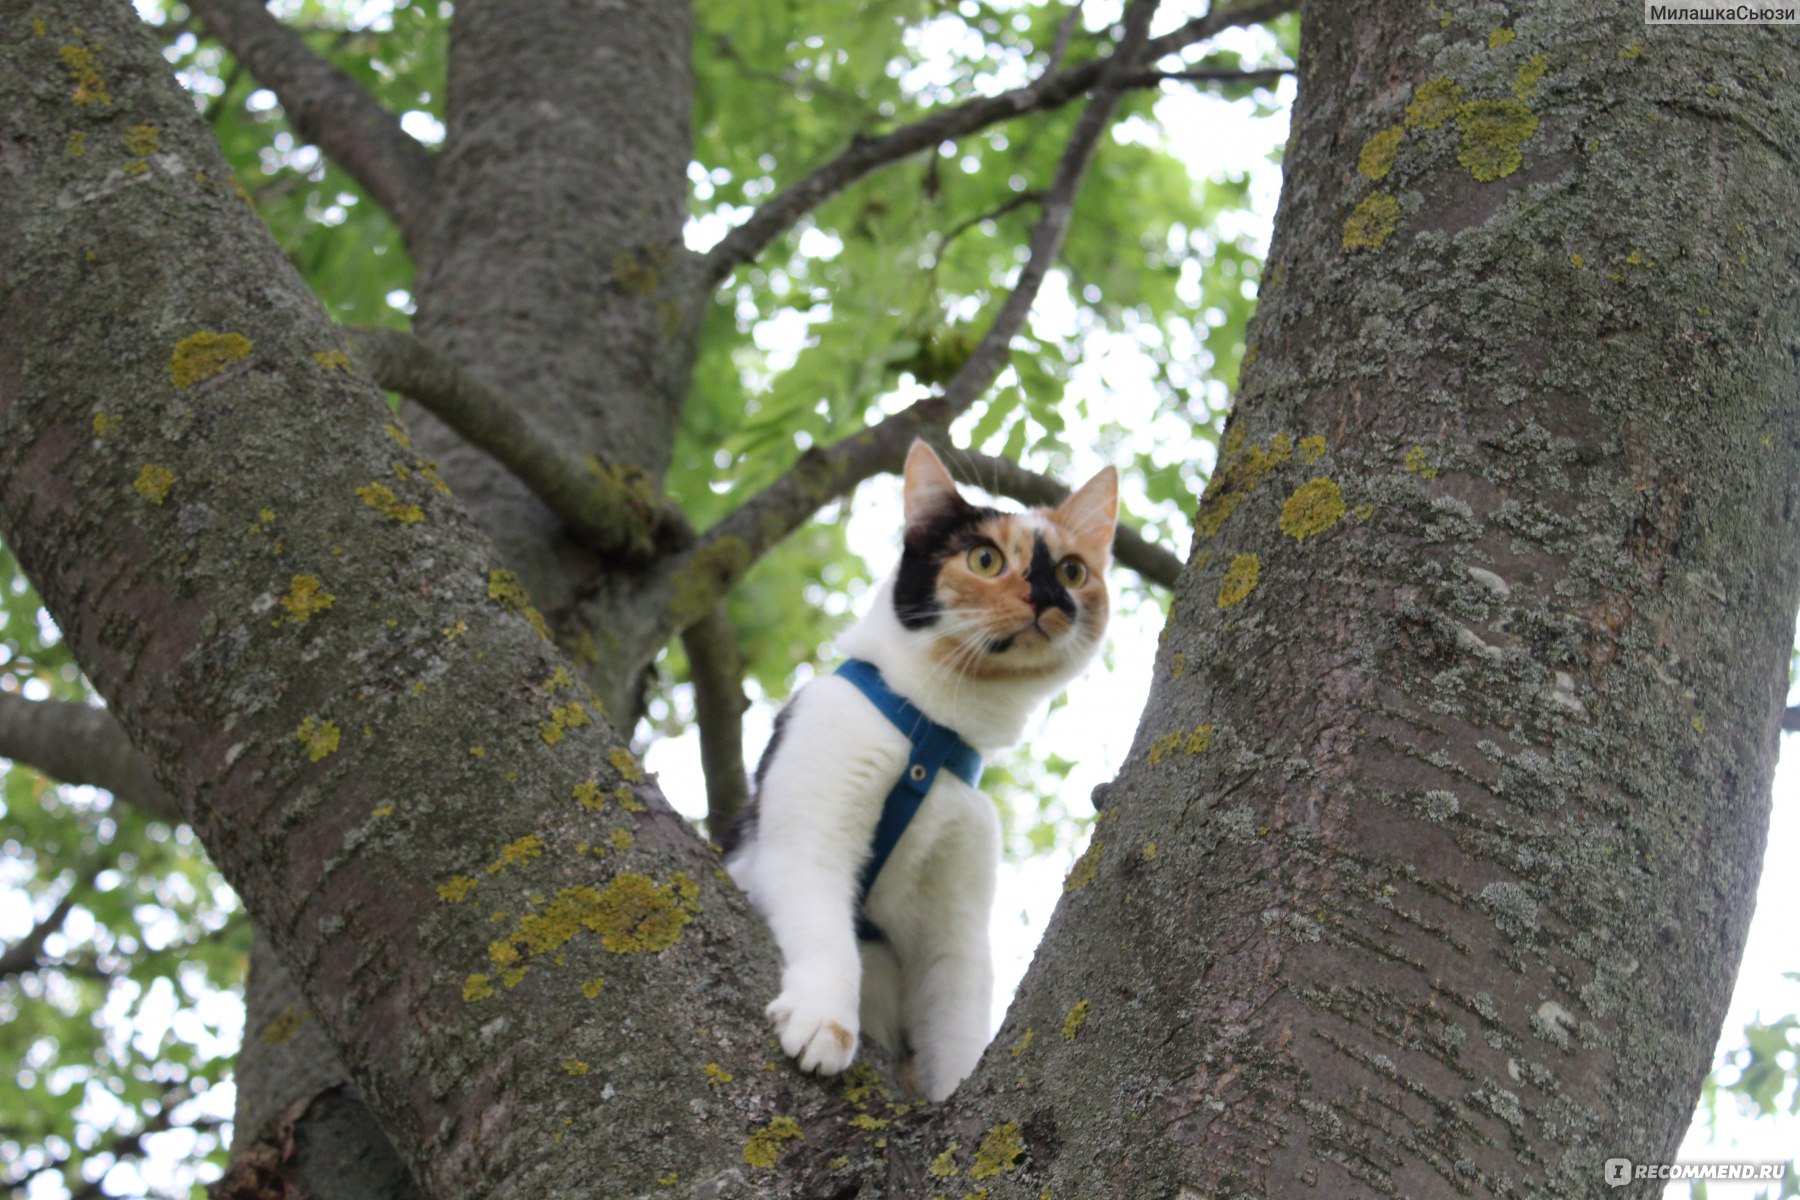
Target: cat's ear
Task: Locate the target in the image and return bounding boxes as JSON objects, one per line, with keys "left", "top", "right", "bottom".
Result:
{"left": 902, "top": 440, "right": 966, "bottom": 537}
{"left": 1056, "top": 465, "right": 1119, "bottom": 559}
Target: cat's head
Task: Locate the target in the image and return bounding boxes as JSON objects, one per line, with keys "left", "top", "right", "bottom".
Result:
{"left": 891, "top": 440, "right": 1117, "bottom": 683}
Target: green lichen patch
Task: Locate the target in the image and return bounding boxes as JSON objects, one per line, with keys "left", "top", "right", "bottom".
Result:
{"left": 580, "top": 976, "right": 606, "bottom": 998}
{"left": 668, "top": 537, "right": 752, "bottom": 629}
{"left": 609, "top": 828, "right": 633, "bottom": 851}
{"left": 1512, "top": 54, "right": 1550, "bottom": 101}
{"left": 1487, "top": 26, "right": 1516, "bottom": 48}
{"left": 416, "top": 462, "right": 453, "bottom": 496}
{"left": 1193, "top": 490, "right": 1244, "bottom": 539}
{"left": 487, "top": 569, "right": 552, "bottom": 641}
{"left": 849, "top": 1113, "right": 889, "bottom": 1132}
{"left": 1148, "top": 731, "right": 1181, "bottom": 766}
{"left": 132, "top": 464, "right": 175, "bottom": 504}
{"left": 278, "top": 574, "right": 334, "bottom": 622}
{"left": 1061, "top": 999, "right": 1089, "bottom": 1040}
{"left": 1010, "top": 1029, "right": 1034, "bottom": 1059}
{"left": 1357, "top": 125, "right": 1405, "bottom": 181}
{"left": 1404, "top": 445, "right": 1440, "bottom": 479}
{"left": 1063, "top": 840, "right": 1102, "bottom": 893}
{"left": 573, "top": 780, "right": 606, "bottom": 811}
{"left": 1183, "top": 723, "right": 1215, "bottom": 755}
{"left": 313, "top": 349, "right": 352, "bottom": 371}
{"left": 169, "top": 331, "right": 251, "bottom": 388}
{"left": 383, "top": 421, "right": 412, "bottom": 448}
{"left": 1405, "top": 76, "right": 1463, "bottom": 130}
{"left": 123, "top": 123, "right": 157, "bottom": 155}
{"left": 295, "top": 716, "right": 340, "bottom": 762}
{"left": 562, "top": 1059, "right": 589, "bottom": 1076}
{"left": 703, "top": 1062, "right": 734, "bottom": 1087}
{"left": 970, "top": 1123, "right": 1024, "bottom": 1180}
{"left": 539, "top": 701, "right": 592, "bottom": 745}
{"left": 742, "top": 1116, "right": 803, "bottom": 1169}
{"left": 260, "top": 1006, "right": 309, "bottom": 1045}
{"left": 1343, "top": 192, "right": 1400, "bottom": 250}
{"left": 1298, "top": 435, "right": 1327, "bottom": 463}
{"left": 615, "top": 785, "right": 646, "bottom": 813}
{"left": 1216, "top": 554, "right": 1260, "bottom": 608}
{"left": 487, "top": 873, "right": 701, "bottom": 985}
{"left": 486, "top": 834, "right": 545, "bottom": 875}
{"left": 67, "top": 130, "right": 87, "bottom": 158}
{"left": 356, "top": 481, "right": 424, "bottom": 524}
{"left": 58, "top": 42, "right": 109, "bottom": 107}
{"left": 437, "top": 875, "right": 478, "bottom": 903}
{"left": 1279, "top": 478, "right": 1347, "bottom": 540}
{"left": 462, "top": 973, "right": 495, "bottom": 1002}
{"left": 1454, "top": 98, "right": 1539, "bottom": 181}
{"left": 930, "top": 1145, "right": 961, "bottom": 1177}
{"left": 610, "top": 747, "right": 645, "bottom": 783}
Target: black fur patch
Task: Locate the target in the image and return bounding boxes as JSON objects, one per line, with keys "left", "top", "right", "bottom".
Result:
{"left": 891, "top": 499, "right": 1000, "bottom": 629}
{"left": 718, "top": 700, "right": 796, "bottom": 855}
{"left": 1025, "top": 534, "right": 1076, "bottom": 618}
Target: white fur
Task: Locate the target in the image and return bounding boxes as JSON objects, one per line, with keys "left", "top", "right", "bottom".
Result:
{"left": 727, "top": 574, "right": 1102, "bottom": 1101}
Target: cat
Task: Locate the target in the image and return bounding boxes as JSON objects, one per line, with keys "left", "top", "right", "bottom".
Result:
{"left": 722, "top": 439, "right": 1117, "bottom": 1101}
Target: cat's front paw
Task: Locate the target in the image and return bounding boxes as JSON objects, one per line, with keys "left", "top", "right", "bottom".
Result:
{"left": 766, "top": 991, "right": 858, "bottom": 1076}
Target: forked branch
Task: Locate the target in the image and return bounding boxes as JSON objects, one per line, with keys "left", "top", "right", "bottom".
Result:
{"left": 344, "top": 327, "right": 692, "bottom": 560}
{"left": 186, "top": 0, "right": 437, "bottom": 248}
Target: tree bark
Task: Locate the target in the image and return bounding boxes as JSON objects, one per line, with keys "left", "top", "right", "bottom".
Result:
{"left": 3, "top": 2, "right": 1796, "bottom": 1199}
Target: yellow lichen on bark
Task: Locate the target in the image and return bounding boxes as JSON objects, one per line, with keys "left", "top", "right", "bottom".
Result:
{"left": 169, "top": 331, "right": 252, "bottom": 388}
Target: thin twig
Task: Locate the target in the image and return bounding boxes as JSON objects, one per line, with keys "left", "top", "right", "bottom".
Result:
{"left": 681, "top": 606, "right": 751, "bottom": 842}
{"left": 1125, "top": 65, "right": 1293, "bottom": 88}
{"left": 343, "top": 327, "right": 693, "bottom": 560}
{"left": 674, "top": 0, "right": 1163, "bottom": 621}
{"left": 187, "top": 0, "right": 436, "bottom": 248}
{"left": 698, "top": 0, "right": 1296, "bottom": 286}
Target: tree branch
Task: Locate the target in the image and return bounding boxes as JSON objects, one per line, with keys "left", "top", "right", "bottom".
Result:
{"left": 939, "top": 447, "right": 1183, "bottom": 588}
{"left": 680, "top": 605, "right": 750, "bottom": 843}
{"left": 675, "top": 0, "right": 1160, "bottom": 618}
{"left": 697, "top": 0, "right": 1293, "bottom": 285}
{"left": 1782, "top": 704, "right": 1800, "bottom": 731}
{"left": 343, "top": 326, "right": 692, "bottom": 559}
{"left": 185, "top": 0, "right": 436, "bottom": 249}
{"left": 0, "top": 692, "right": 179, "bottom": 821}
{"left": 1124, "top": 65, "right": 1294, "bottom": 88}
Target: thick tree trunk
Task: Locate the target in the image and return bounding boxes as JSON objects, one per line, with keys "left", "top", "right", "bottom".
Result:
{"left": 2, "top": 3, "right": 1796, "bottom": 1200}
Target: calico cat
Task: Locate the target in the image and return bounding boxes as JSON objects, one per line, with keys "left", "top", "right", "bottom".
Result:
{"left": 723, "top": 440, "right": 1117, "bottom": 1101}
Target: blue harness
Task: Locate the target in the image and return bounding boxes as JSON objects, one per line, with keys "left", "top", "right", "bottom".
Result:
{"left": 835, "top": 659, "right": 983, "bottom": 942}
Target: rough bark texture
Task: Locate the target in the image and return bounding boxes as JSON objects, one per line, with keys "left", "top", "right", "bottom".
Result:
{"left": 2, "top": 1, "right": 1797, "bottom": 1199}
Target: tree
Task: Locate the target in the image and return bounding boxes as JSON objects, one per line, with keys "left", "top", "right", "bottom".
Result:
{"left": 2, "top": 0, "right": 1796, "bottom": 1196}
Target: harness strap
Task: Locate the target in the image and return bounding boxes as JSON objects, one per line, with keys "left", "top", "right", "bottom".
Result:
{"left": 835, "top": 659, "right": 982, "bottom": 941}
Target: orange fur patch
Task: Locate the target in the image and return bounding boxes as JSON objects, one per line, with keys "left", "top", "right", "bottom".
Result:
{"left": 926, "top": 511, "right": 1110, "bottom": 681}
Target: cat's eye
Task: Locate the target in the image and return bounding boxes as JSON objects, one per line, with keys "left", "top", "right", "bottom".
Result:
{"left": 966, "top": 545, "right": 1006, "bottom": 577}
{"left": 1058, "top": 557, "right": 1088, "bottom": 587}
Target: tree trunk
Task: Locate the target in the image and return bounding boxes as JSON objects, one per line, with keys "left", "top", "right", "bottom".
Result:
{"left": 2, "top": 2, "right": 1795, "bottom": 1199}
